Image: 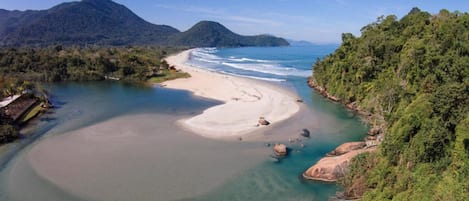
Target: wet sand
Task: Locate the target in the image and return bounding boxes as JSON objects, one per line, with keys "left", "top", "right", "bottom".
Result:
{"left": 25, "top": 114, "right": 270, "bottom": 201}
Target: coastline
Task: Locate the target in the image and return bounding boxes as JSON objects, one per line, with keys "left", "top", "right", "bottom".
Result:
{"left": 163, "top": 49, "right": 301, "bottom": 139}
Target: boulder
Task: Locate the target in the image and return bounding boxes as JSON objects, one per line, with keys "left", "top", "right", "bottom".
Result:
{"left": 327, "top": 94, "right": 341, "bottom": 102}
{"left": 367, "top": 127, "right": 381, "bottom": 136}
{"left": 327, "top": 142, "right": 366, "bottom": 156}
{"left": 303, "top": 147, "right": 377, "bottom": 182}
{"left": 366, "top": 139, "right": 379, "bottom": 147}
{"left": 258, "top": 117, "right": 270, "bottom": 125}
{"left": 365, "top": 135, "right": 377, "bottom": 141}
{"left": 300, "top": 128, "right": 310, "bottom": 138}
{"left": 346, "top": 102, "right": 358, "bottom": 111}
{"left": 273, "top": 143, "right": 287, "bottom": 156}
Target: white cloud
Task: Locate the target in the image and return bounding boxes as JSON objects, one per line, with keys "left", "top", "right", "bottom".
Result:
{"left": 153, "top": 4, "right": 283, "bottom": 27}
{"left": 154, "top": 4, "right": 221, "bottom": 15}
{"left": 225, "top": 16, "right": 283, "bottom": 26}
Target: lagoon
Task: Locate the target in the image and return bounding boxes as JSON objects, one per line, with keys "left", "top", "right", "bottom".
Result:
{"left": 0, "top": 46, "right": 366, "bottom": 201}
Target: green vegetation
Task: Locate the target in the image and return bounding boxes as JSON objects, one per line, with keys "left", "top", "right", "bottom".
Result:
{"left": 148, "top": 69, "right": 191, "bottom": 83}
{"left": 169, "top": 21, "right": 289, "bottom": 47}
{"left": 0, "top": 0, "right": 288, "bottom": 47}
{"left": 0, "top": 46, "right": 182, "bottom": 82}
{"left": 311, "top": 8, "right": 469, "bottom": 200}
{"left": 0, "top": 46, "right": 185, "bottom": 145}
{"left": 0, "top": 77, "right": 34, "bottom": 97}
{"left": 0, "top": 0, "right": 179, "bottom": 46}
{"left": 0, "top": 124, "right": 19, "bottom": 144}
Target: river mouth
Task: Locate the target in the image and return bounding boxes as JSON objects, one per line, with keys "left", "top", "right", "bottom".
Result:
{"left": 0, "top": 46, "right": 367, "bottom": 201}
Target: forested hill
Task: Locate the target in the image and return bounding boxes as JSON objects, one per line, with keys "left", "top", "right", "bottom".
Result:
{"left": 0, "top": 0, "right": 288, "bottom": 47}
{"left": 0, "top": 0, "right": 180, "bottom": 46}
{"left": 310, "top": 8, "right": 469, "bottom": 200}
{"left": 169, "top": 21, "right": 289, "bottom": 47}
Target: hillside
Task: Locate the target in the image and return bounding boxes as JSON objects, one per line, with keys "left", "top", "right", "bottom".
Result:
{"left": 0, "top": 0, "right": 288, "bottom": 47}
{"left": 0, "top": 0, "right": 180, "bottom": 46}
{"left": 310, "top": 8, "right": 469, "bottom": 200}
{"left": 170, "top": 21, "right": 289, "bottom": 47}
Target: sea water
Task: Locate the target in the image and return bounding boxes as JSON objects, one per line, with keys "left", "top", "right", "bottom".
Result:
{"left": 184, "top": 45, "right": 367, "bottom": 200}
{"left": 0, "top": 45, "right": 367, "bottom": 201}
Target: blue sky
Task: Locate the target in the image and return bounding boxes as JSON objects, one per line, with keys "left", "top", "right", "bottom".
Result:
{"left": 0, "top": 0, "right": 468, "bottom": 44}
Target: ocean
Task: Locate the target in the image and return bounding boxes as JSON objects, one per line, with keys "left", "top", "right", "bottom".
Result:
{"left": 0, "top": 45, "right": 367, "bottom": 201}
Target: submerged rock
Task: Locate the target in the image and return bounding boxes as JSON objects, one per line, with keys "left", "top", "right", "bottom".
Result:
{"left": 300, "top": 129, "right": 310, "bottom": 138}
{"left": 273, "top": 143, "right": 287, "bottom": 156}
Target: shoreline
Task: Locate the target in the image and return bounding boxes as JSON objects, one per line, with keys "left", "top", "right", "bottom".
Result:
{"left": 163, "top": 49, "right": 301, "bottom": 139}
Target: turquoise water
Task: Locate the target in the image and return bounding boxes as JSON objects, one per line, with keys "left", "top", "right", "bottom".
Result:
{"left": 0, "top": 46, "right": 367, "bottom": 201}
{"left": 184, "top": 45, "right": 366, "bottom": 200}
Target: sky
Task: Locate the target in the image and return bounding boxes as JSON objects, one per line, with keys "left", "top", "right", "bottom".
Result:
{"left": 0, "top": 0, "right": 468, "bottom": 44}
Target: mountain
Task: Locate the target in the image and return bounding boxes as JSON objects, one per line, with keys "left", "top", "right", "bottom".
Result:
{"left": 170, "top": 21, "right": 289, "bottom": 47}
{"left": 310, "top": 8, "right": 469, "bottom": 200}
{"left": 287, "top": 39, "right": 316, "bottom": 46}
{"left": 0, "top": 0, "right": 180, "bottom": 46}
{"left": 0, "top": 0, "right": 288, "bottom": 47}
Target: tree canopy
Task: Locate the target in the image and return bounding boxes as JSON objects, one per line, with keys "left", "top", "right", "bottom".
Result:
{"left": 311, "top": 8, "right": 469, "bottom": 200}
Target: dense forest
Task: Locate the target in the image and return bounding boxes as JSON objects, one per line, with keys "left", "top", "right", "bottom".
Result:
{"left": 169, "top": 21, "right": 289, "bottom": 47}
{"left": 0, "top": 46, "right": 182, "bottom": 82}
{"left": 0, "top": 46, "right": 187, "bottom": 144}
{"left": 310, "top": 8, "right": 469, "bottom": 200}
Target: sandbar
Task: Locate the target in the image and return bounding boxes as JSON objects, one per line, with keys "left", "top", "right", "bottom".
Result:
{"left": 164, "top": 50, "right": 300, "bottom": 138}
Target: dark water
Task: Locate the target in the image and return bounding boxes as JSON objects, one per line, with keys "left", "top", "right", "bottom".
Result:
{"left": 0, "top": 46, "right": 367, "bottom": 201}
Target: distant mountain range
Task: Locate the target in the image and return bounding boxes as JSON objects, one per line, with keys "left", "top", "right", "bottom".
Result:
{"left": 287, "top": 40, "right": 316, "bottom": 46}
{"left": 0, "top": 0, "right": 289, "bottom": 47}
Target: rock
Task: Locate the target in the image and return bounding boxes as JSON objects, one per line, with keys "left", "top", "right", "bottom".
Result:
{"left": 296, "top": 99, "right": 304, "bottom": 103}
{"left": 365, "top": 135, "right": 377, "bottom": 141}
{"left": 273, "top": 143, "right": 287, "bottom": 156}
{"left": 327, "top": 142, "right": 366, "bottom": 156}
{"left": 303, "top": 147, "right": 377, "bottom": 182}
{"left": 300, "top": 128, "right": 310, "bottom": 138}
{"left": 367, "top": 127, "right": 381, "bottom": 136}
{"left": 327, "top": 94, "right": 341, "bottom": 102}
{"left": 365, "top": 139, "right": 379, "bottom": 147}
{"left": 258, "top": 117, "right": 270, "bottom": 125}
{"left": 346, "top": 102, "right": 358, "bottom": 111}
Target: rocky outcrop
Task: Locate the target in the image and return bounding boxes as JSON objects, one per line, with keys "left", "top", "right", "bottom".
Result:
{"left": 306, "top": 78, "right": 382, "bottom": 183}
{"left": 258, "top": 117, "right": 270, "bottom": 125}
{"left": 307, "top": 79, "right": 341, "bottom": 102}
{"left": 327, "top": 142, "right": 366, "bottom": 156}
{"left": 346, "top": 102, "right": 359, "bottom": 111}
{"left": 367, "top": 127, "right": 382, "bottom": 136}
{"left": 303, "top": 146, "right": 377, "bottom": 182}
{"left": 273, "top": 143, "right": 287, "bottom": 156}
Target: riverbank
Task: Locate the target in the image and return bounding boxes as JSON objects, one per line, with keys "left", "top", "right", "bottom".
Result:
{"left": 163, "top": 50, "right": 301, "bottom": 139}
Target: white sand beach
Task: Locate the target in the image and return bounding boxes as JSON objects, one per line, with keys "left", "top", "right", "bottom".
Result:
{"left": 164, "top": 50, "right": 300, "bottom": 138}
